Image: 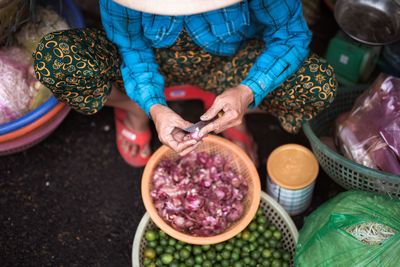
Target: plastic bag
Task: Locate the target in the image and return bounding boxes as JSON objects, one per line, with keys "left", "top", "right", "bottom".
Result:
{"left": 335, "top": 74, "right": 400, "bottom": 175}
{"left": 0, "top": 47, "right": 35, "bottom": 124}
{"left": 15, "top": 7, "right": 69, "bottom": 54}
{"left": 295, "top": 191, "right": 400, "bottom": 267}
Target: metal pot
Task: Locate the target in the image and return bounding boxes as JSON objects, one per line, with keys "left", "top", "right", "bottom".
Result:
{"left": 335, "top": 0, "right": 400, "bottom": 45}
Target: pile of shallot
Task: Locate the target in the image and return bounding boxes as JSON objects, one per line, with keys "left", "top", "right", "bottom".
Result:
{"left": 150, "top": 151, "right": 248, "bottom": 237}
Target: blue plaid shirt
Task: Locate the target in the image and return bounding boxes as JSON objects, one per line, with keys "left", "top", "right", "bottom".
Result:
{"left": 100, "top": 0, "right": 311, "bottom": 115}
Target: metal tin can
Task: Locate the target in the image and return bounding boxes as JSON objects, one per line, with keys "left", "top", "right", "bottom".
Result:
{"left": 266, "top": 144, "right": 319, "bottom": 216}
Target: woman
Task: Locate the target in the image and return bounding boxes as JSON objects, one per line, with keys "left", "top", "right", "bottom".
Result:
{"left": 33, "top": 0, "right": 336, "bottom": 167}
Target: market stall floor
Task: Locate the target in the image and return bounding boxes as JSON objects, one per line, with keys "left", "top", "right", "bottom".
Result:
{"left": 1, "top": 3, "right": 343, "bottom": 267}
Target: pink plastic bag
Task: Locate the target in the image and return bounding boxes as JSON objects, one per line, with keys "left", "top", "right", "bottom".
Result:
{"left": 336, "top": 74, "right": 400, "bottom": 175}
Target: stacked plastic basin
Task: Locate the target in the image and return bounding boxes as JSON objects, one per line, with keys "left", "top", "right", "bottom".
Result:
{"left": 0, "top": 0, "right": 84, "bottom": 155}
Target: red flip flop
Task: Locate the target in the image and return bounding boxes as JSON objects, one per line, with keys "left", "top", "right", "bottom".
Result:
{"left": 222, "top": 127, "right": 258, "bottom": 164}
{"left": 114, "top": 108, "right": 152, "bottom": 167}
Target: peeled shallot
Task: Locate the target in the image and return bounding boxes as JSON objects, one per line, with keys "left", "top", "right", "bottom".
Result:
{"left": 151, "top": 151, "right": 248, "bottom": 237}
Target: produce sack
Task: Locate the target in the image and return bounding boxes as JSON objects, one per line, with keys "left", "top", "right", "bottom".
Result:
{"left": 0, "top": 47, "right": 35, "bottom": 124}
{"left": 295, "top": 191, "right": 400, "bottom": 267}
{"left": 335, "top": 74, "right": 400, "bottom": 175}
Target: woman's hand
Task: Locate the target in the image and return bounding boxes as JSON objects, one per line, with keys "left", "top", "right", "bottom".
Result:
{"left": 198, "top": 85, "right": 254, "bottom": 137}
{"left": 150, "top": 104, "right": 200, "bottom": 155}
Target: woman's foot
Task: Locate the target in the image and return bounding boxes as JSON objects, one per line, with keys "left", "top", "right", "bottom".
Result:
{"left": 222, "top": 122, "right": 258, "bottom": 165}
{"left": 114, "top": 108, "right": 152, "bottom": 167}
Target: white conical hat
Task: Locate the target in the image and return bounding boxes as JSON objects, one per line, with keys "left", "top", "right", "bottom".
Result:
{"left": 113, "top": 0, "right": 243, "bottom": 15}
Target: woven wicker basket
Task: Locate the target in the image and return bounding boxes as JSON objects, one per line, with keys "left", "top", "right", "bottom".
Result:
{"left": 0, "top": 0, "right": 29, "bottom": 44}
{"left": 303, "top": 85, "right": 400, "bottom": 198}
{"left": 141, "top": 135, "right": 261, "bottom": 245}
{"left": 132, "top": 192, "right": 299, "bottom": 267}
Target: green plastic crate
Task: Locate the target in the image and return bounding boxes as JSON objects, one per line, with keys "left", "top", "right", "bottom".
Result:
{"left": 303, "top": 85, "right": 400, "bottom": 199}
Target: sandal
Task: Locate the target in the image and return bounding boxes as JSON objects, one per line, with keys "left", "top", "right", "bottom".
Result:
{"left": 114, "top": 108, "right": 152, "bottom": 167}
{"left": 222, "top": 127, "right": 258, "bottom": 165}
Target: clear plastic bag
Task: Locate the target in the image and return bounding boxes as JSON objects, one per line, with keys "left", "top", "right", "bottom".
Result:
{"left": 335, "top": 74, "right": 400, "bottom": 175}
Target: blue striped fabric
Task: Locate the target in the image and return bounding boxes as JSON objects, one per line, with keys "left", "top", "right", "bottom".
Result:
{"left": 100, "top": 0, "right": 312, "bottom": 115}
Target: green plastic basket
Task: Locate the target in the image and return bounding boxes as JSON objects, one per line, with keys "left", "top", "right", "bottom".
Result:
{"left": 303, "top": 85, "right": 400, "bottom": 199}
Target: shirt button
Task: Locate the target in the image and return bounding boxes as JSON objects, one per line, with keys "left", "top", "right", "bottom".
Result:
{"left": 258, "top": 80, "right": 265, "bottom": 89}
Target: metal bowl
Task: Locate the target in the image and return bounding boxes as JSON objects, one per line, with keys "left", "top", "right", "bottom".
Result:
{"left": 335, "top": 0, "right": 400, "bottom": 45}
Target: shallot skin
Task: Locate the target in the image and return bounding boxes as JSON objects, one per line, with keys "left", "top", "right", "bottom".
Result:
{"left": 151, "top": 151, "right": 248, "bottom": 237}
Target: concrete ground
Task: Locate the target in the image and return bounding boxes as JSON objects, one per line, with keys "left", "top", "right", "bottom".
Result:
{"left": 1, "top": 2, "right": 343, "bottom": 266}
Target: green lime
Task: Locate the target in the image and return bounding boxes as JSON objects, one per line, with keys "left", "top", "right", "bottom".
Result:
{"left": 233, "top": 262, "right": 243, "bottom": 267}
{"left": 155, "top": 247, "right": 163, "bottom": 254}
{"left": 270, "top": 225, "right": 277, "bottom": 231}
{"left": 272, "top": 251, "right": 281, "bottom": 259}
{"left": 206, "top": 250, "right": 216, "bottom": 259}
{"left": 179, "top": 248, "right": 191, "bottom": 259}
{"left": 273, "top": 231, "right": 282, "bottom": 241}
{"left": 195, "top": 255, "right": 203, "bottom": 264}
{"left": 168, "top": 239, "right": 176, "bottom": 246}
{"left": 252, "top": 232, "right": 260, "bottom": 239}
{"left": 282, "top": 252, "right": 291, "bottom": 261}
{"left": 184, "top": 245, "right": 193, "bottom": 252}
{"left": 263, "top": 230, "right": 272, "bottom": 239}
{"left": 242, "top": 230, "right": 251, "bottom": 241}
{"left": 268, "top": 239, "right": 278, "bottom": 248}
{"left": 202, "top": 245, "right": 211, "bottom": 251}
{"left": 271, "top": 259, "right": 282, "bottom": 267}
{"left": 165, "top": 247, "right": 175, "bottom": 254}
{"left": 147, "top": 241, "right": 158, "bottom": 248}
{"left": 158, "top": 230, "right": 167, "bottom": 239}
{"left": 193, "top": 246, "right": 202, "bottom": 255}
{"left": 235, "top": 239, "right": 244, "bottom": 248}
{"left": 249, "top": 222, "right": 258, "bottom": 231}
{"left": 257, "top": 209, "right": 264, "bottom": 217}
{"left": 170, "top": 261, "right": 180, "bottom": 267}
{"left": 203, "top": 260, "right": 212, "bottom": 267}
{"left": 145, "top": 230, "right": 159, "bottom": 242}
{"left": 249, "top": 234, "right": 257, "bottom": 242}
{"left": 161, "top": 253, "right": 173, "bottom": 264}
{"left": 221, "top": 260, "right": 230, "bottom": 267}
{"left": 160, "top": 239, "right": 168, "bottom": 246}
{"left": 282, "top": 262, "right": 289, "bottom": 267}
{"left": 251, "top": 250, "right": 261, "bottom": 259}
{"left": 232, "top": 247, "right": 241, "bottom": 255}
{"left": 249, "top": 243, "right": 257, "bottom": 252}
{"left": 144, "top": 248, "right": 156, "bottom": 259}
{"left": 262, "top": 249, "right": 272, "bottom": 258}
{"left": 143, "top": 258, "right": 152, "bottom": 266}
{"left": 225, "top": 244, "right": 234, "bottom": 251}
{"left": 242, "top": 246, "right": 251, "bottom": 254}
{"left": 257, "top": 224, "right": 266, "bottom": 233}
{"left": 194, "top": 264, "right": 202, "bottom": 267}
{"left": 216, "top": 254, "right": 223, "bottom": 261}
{"left": 243, "top": 257, "right": 252, "bottom": 265}
{"left": 147, "top": 263, "right": 156, "bottom": 267}
{"left": 221, "top": 250, "right": 231, "bottom": 260}
{"left": 185, "top": 258, "right": 195, "bottom": 266}
{"left": 257, "top": 216, "right": 267, "bottom": 225}
{"left": 215, "top": 244, "right": 224, "bottom": 251}
{"left": 155, "top": 258, "right": 163, "bottom": 266}
{"left": 231, "top": 252, "right": 240, "bottom": 261}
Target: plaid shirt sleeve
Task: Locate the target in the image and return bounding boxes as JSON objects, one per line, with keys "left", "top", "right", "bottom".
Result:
{"left": 99, "top": 0, "right": 166, "bottom": 116}
{"left": 242, "top": 0, "right": 312, "bottom": 108}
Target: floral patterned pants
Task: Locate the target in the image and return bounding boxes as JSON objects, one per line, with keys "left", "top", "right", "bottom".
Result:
{"left": 34, "top": 28, "right": 337, "bottom": 134}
